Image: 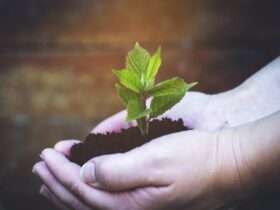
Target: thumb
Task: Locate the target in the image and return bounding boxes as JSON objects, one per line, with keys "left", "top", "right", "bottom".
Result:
{"left": 80, "top": 149, "right": 170, "bottom": 191}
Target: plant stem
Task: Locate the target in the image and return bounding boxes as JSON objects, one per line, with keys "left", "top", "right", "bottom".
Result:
{"left": 137, "top": 117, "right": 148, "bottom": 136}
{"left": 137, "top": 94, "right": 149, "bottom": 136}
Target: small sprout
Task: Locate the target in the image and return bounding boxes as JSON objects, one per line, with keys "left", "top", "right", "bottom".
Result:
{"left": 113, "top": 42, "right": 197, "bottom": 136}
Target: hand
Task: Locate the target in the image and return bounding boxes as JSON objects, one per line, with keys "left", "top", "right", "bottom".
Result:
{"left": 34, "top": 128, "right": 246, "bottom": 210}
{"left": 33, "top": 87, "right": 279, "bottom": 210}
{"left": 31, "top": 90, "right": 221, "bottom": 210}
{"left": 32, "top": 88, "right": 275, "bottom": 210}
{"left": 33, "top": 58, "right": 280, "bottom": 209}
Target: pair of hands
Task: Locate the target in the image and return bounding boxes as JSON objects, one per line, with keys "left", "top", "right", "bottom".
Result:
{"left": 33, "top": 89, "right": 260, "bottom": 210}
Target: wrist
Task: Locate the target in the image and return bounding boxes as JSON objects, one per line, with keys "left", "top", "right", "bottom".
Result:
{"left": 212, "top": 127, "right": 258, "bottom": 206}
{"left": 215, "top": 114, "right": 280, "bottom": 205}
{"left": 213, "top": 79, "right": 280, "bottom": 127}
{"left": 213, "top": 58, "right": 280, "bottom": 128}
{"left": 235, "top": 113, "right": 280, "bottom": 194}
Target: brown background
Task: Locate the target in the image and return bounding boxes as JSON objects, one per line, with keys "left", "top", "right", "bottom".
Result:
{"left": 0, "top": 0, "right": 279, "bottom": 210}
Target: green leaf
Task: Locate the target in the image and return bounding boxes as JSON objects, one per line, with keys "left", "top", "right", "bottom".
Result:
{"left": 149, "top": 79, "right": 197, "bottom": 117}
{"left": 126, "top": 42, "right": 150, "bottom": 75}
{"left": 127, "top": 99, "right": 151, "bottom": 121}
{"left": 116, "top": 83, "right": 150, "bottom": 121}
{"left": 113, "top": 68, "right": 142, "bottom": 93}
{"left": 115, "top": 84, "right": 139, "bottom": 105}
{"left": 147, "top": 77, "right": 197, "bottom": 97}
{"left": 145, "top": 46, "right": 161, "bottom": 86}
{"left": 150, "top": 93, "right": 185, "bottom": 118}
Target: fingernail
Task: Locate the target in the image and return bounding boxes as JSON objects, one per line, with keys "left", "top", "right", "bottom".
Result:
{"left": 40, "top": 149, "right": 47, "bottom": 160}
{"left": 32, "top": 163, "right": 39, "bottom": 174}
{"left": 39, "top": 186, "right": 45, "bottom": 195}
{"left": 40, "top": 148, "right": 53, "bottom": 161}
{"left": 80, "top": 162, "right": 96, "bottom": 184}
{"left": 40, "top": 187, "right": 49, "bottom": 198}
{"left": 32, "top": 166, "right": 36, "bottom": 174}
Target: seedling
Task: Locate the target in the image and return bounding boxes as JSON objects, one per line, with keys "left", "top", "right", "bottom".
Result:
{"left": 113, "top": 43, "right": 197, "bottom": 136}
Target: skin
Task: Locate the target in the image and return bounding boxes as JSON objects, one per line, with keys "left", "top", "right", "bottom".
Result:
{"left": 33, "top": 57, "right": 280, "bottom": 210}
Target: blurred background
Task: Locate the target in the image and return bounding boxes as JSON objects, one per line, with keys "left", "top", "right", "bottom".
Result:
{"left": 0, "top": 0, "right": 279, "bottom": 210}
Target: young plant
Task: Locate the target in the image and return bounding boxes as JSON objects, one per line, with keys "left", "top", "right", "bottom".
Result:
{"left": 113, "top": 42, "right": 197, "bottom": 136}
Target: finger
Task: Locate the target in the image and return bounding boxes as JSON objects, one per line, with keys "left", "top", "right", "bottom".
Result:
{"left": 40, "top": 149, "right": 116, "bottom": 209}
{"left": 40, "top": 185, "right": 70, "bottom": 210}
{"left": 80, "top": 143, "right": 173, "bottom": 191}
{"left": 33, "top": 161, "right": 91, "bottom": 210}
{"left": 54, "top": 140, "right": 81, "bottom": 157}
{"left": 91, "top": 110, "right": 135, "bottom": 134}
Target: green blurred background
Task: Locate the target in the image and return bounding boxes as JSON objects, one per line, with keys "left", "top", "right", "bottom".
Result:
{"left": 0, "top": 0, "right": 279, "bottom": 209}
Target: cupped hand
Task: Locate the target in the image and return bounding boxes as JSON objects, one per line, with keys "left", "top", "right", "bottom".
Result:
{"left": 32, "top": 89, "right": 263, "bottom": 210}
{"left": 34, "top": 128, "right": 244, "bottom": 210}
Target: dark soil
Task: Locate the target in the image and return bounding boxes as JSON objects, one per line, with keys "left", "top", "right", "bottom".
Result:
{"left": 70, "top": 118, "right": 189, "bottom": 165}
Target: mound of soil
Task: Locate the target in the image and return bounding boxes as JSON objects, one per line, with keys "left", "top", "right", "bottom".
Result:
{"left": 70, "top": 118, "right": 189, "bottom": 165}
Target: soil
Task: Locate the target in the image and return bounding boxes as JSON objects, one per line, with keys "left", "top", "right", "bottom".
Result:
{"left": 69, "top": 118, "right": 189, "bottom": 165}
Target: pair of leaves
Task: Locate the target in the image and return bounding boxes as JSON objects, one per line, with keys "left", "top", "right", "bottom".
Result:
{"left": 114, "top": 43, "right": 162, "bottom": 93}
{"left": 116, "top": 77, "right": 197, "bottom": 120}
